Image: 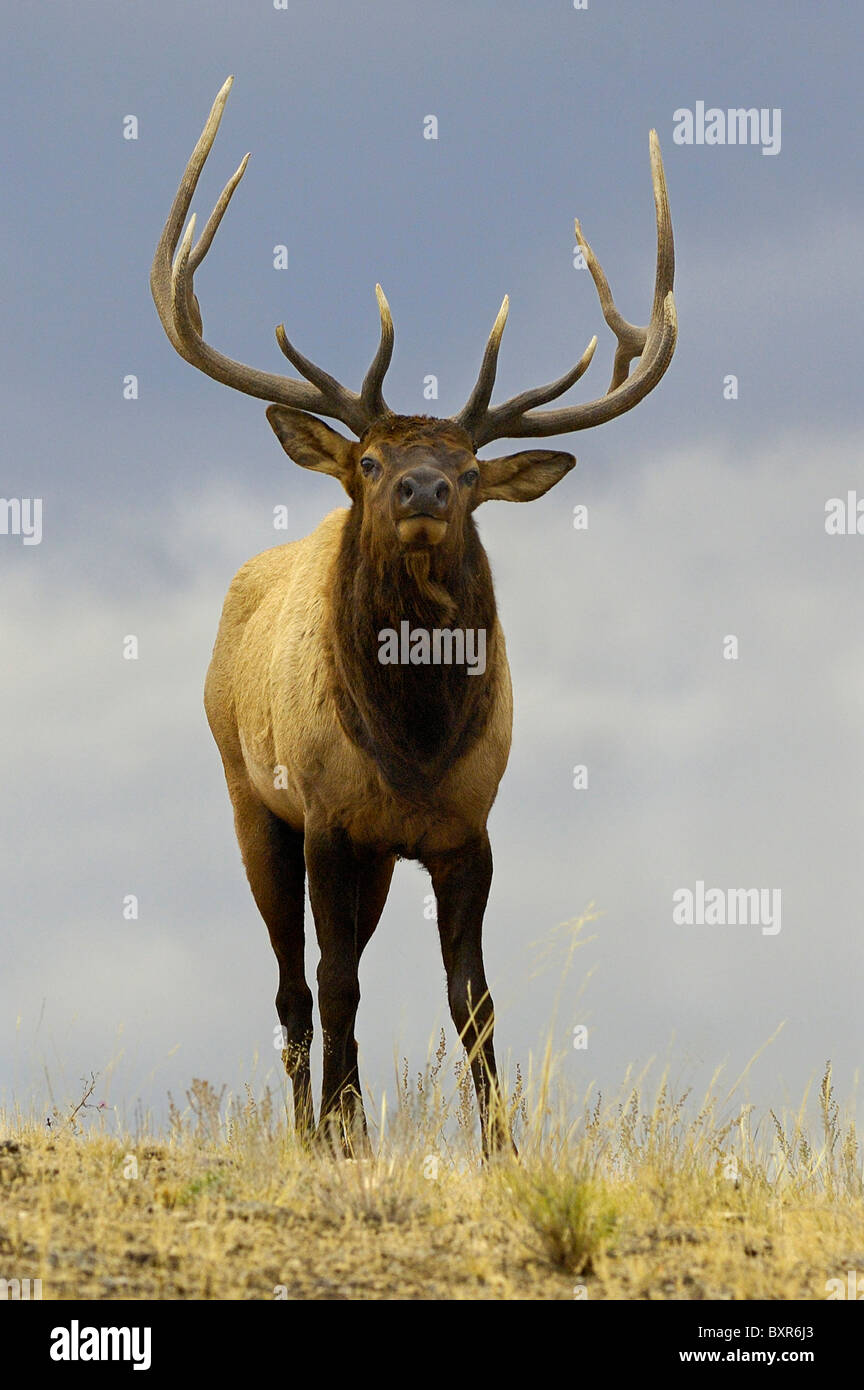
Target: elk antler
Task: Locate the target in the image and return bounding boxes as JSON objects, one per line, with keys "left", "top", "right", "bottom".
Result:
{"left": 455, "top": 131, "right": 676, "bottom": 447}
{"left": 150, "top": 76, "right": 393, "bottom": 436}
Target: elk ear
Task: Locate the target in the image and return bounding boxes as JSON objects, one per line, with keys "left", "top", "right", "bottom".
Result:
{"left": 476, "top": 449, "right": 576, "bottom": 503}
{"left": 266, "top": 405, "right": 356, "bottom": 493}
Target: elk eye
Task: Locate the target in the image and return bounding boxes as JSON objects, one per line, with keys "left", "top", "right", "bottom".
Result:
{"left": 360, "top": 456, "right": 381, "bottom": 479}
{"left": 460, "top": 468, "right": 479, "bottom": 487}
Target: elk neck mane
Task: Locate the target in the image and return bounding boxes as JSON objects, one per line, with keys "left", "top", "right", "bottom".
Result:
{"left": 326, "top": 476, "right": 499, "bottom": 803}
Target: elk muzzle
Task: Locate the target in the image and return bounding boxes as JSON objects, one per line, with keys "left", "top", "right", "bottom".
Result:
{"left": 393, "top": 466, "right": 452, "bottom": 548}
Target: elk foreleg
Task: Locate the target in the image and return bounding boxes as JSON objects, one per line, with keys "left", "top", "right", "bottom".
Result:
{"left": 423, "top": 832, "right": 513, "bottom": 1157}
{"left": 305, "top": 825, "right": 369, "bottom": 1152}
{"left": 227, "top": 781, "right": 314, "bottom": 1141}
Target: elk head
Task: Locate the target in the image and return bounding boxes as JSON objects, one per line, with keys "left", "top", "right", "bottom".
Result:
{"left": 151, "top": 76, "right": 676, "bottom": 542}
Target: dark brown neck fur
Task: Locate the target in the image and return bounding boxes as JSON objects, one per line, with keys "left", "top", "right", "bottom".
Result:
{"left": 328, "top": 498, "right": 498, "bottom": 802}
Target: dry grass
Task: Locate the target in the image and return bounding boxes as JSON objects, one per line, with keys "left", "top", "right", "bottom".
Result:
{"left": 1, "top": 1049, "right": 862, "bottom": 1301}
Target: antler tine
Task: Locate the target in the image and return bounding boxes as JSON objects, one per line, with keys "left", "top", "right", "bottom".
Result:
{"left": 456, "top": 297, "right": 510, "bottom": 439}
{"left": 170, "top": 152, "right": 248, "bottom": 338}
{"left": 151, "top": 75, "right": 235, "bottom": 354}
{"left": 458, "top": 131, "right": 677, "bottom": 447}
{"left": 574, "top": 129, "right": 674, "bottom": 393}
{"left": 187, "top": 152, "right": 249, "bottom": 276}
{"left": 471, "top": 334, "right": 599, "bottom": 440}
{"left": 274, "top": 322, "right": 364, "bottom": 419}
{"left": 359, "top": 285, "right": 395, "bottom": 418}
{"left": 151, "top": 78, "right": 391, "bottom": 436}
{"left": 574, "top": 217, "right": 646, "bottom": 393}
{"left": 648, "top": 128, "right": 675, "bottom": 324}
{"left": 275, "top": 283, "right": 393, "bottom": 423}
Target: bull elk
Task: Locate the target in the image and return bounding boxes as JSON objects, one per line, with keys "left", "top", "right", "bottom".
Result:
{"left": 151, "top": 77, "right": 676, "bottom": 1154}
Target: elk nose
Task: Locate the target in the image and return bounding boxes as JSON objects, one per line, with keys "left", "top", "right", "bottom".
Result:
{"left": 395, "top": 468, "right": 452, "bottom": 516}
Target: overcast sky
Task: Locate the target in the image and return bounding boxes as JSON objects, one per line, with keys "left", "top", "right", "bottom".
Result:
{"left": 1, "top": 0, "right": 861, "bottom": 1133}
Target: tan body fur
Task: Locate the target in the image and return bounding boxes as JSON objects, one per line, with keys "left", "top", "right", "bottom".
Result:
{"left": 205, "top": 509, "right": 513, "bottom": 857}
